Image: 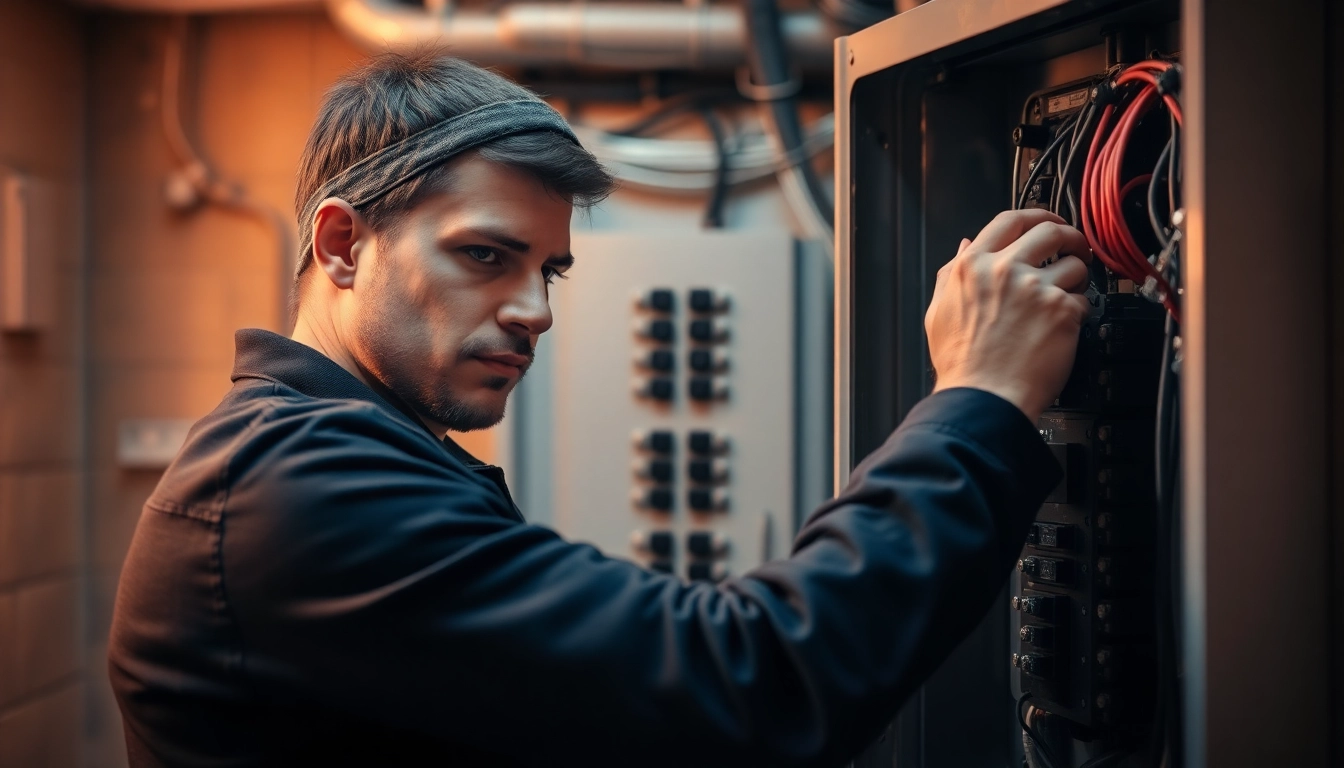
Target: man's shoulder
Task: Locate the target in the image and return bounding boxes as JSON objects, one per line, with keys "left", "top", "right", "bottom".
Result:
{"left": 149, "top": 378, "right": 456, "bottom": 520}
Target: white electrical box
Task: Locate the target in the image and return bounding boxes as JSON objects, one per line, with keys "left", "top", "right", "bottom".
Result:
{"left": 544, "top": 229, "right": 803, "bottom": 581}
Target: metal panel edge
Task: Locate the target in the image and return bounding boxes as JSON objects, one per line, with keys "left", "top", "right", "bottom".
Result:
{"left": 834, "top": 34, "right": 854, "bottom": 491}
{"left": 841, "top": 0, "right": 1073, "bottom": 82}
{"left": 1182, "top": 0, "right": 1332, "bottom": 765}
{"left": 833, "top": 0, "right": 1074, "bottom": 491}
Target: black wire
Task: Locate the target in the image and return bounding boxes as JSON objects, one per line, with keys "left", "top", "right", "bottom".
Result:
{"left": 1057, "top": 102, "right": 1100, "bottom": 226}
{"left": 698, "top": 107, "right": 730, "bottom": 229}
{"left": 608, "top": 94, "right": 734, "bottom": 229}
{"left": 1168, "top": 112, "right": 1180, "bottom": 217}
{"left": 1148, "top": 137, "right": 1174, "bottom": 247}
{"left": 1017, "top": 693, "right": 1059, "bottom": 768}
{"left": 744, "top": 0, "right": 833, "bottom": 229}
{"left": 608, "top": 90, "right": 740, "bottom": 137}
{"left": 1050, "top": 106, "right": 1087, "bottom": 214}
{"left": 1016, "top": 110, "right": 1083, "bottom": 211}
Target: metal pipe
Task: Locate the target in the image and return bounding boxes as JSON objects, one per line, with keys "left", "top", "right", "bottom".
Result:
{"left": 326, "top": 0, "right": 835, "bottom": 71}
{"left": 72, "top": 0, "right": 319, "bottom": 11}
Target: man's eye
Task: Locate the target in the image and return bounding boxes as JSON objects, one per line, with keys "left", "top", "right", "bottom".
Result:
{"left": 543, "top": 267, "right": 569, "bottom": 285}
{"left": 463, "top": 246, "right": 500, "bottom": 264}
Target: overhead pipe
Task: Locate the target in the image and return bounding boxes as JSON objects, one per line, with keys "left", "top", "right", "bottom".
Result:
{"left": 325, "top": 0, "right": 836, "bottom": 72}
{"left": 72, "top": 0, "right": 320, "bottom": 12}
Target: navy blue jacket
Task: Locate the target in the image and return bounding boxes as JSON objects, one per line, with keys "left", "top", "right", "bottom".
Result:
{"left": 108, "top": 329, "right": 1059, "bottom": 767}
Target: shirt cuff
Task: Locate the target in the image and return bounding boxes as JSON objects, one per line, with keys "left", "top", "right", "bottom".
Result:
{"left": 900, "top": 387, "right": 1062, "bottom": 502}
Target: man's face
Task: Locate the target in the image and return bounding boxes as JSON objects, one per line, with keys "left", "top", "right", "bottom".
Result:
{"left": 346, "top": 153, "right": 574, "bottom": 434}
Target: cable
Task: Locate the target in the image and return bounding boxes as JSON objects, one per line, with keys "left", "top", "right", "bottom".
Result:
{"left": 607, "top": 94, "right": 734, "bottom": 228}
{"left": 1015, "top": 110, "right": 1084, "bottom": 211}
{"left": 1017, "top": 694, "right": 1059, "bottom": 768}
{"left": 607, "top": 89, "right": 741, "bottom": 138}
{"left": 698, "top": 107, "right": 730, "bottom": 228}
{"left": 1148, "top": 137, "right": 1174, "bottom": 247}
{"left": 744, "top": 0, "right": 834, "bottom": 242}
{"left": 162, "top": 16, "right": 295, "bottom": 331}
{"left": 1078, "top": 60, "right": 1183, "bottom": 322}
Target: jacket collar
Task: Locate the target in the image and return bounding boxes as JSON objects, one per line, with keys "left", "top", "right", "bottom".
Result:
{"left": 230, "top": 328, "right": 489, "bottom": 468}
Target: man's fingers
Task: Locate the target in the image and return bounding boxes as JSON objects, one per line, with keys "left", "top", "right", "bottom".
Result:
{"left": 1040, "top": 255, "right": 1090, "bottom": 293}
{"left": 968, "top": 209, "right": 1068, "bottom": 254}
{"left": 1006, "top": 221, "right": 1092, "bottom": 266}
{"left": 1065, "top": 291, "right": 1091, "bottom": 321}
{"left": 956, "top": 237, "right": 972, "bottom": 256}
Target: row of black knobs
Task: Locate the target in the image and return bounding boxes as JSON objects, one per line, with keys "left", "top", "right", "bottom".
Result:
{"left": 631, "top": 429, "right": 730, "bottom": 513}
{"left": 633, "top": 287, "right": 730, "bottom": 403}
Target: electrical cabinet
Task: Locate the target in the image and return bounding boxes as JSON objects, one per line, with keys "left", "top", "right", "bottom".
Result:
{"left": 529, "top": 230, "right": 830, "bottom": 583}
{"left": 836, "top": 0, "right": 1339, "bottom": 766}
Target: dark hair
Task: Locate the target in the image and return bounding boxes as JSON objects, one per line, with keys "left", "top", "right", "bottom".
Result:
{"left": 293, "top": 53, "right": 615, "bottom": 283}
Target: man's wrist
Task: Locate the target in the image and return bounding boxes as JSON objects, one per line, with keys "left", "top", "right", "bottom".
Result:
{"left": 932, "top": 378, "right": 1040, "bottom": 423}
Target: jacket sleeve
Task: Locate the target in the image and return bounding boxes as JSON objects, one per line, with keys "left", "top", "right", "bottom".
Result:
{"left": 222, "top": 387, "right": 1059, "bottom": 767}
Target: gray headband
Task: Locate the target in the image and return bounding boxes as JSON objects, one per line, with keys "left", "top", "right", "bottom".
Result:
{"left": 298, "top": 99, "right": 579, "bottom": 273}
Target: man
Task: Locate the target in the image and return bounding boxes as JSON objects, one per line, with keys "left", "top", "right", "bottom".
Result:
{"left": 109, "top": 53, "right": 1092, "bottom": 767}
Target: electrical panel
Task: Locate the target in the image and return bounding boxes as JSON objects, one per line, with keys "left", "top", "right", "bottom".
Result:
{"left": 836, "top": 1, "right": 1193, "bottom": 765}
{"left": 543, "top": 230, "right": 809, "bottom": 582}
{"left": 1009, "top": 62, "right": 1175, "bottom": 741}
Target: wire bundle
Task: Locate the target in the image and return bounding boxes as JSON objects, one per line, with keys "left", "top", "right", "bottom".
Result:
{"left": 1079, "top": 60, "right": 1184, "bottom": 321}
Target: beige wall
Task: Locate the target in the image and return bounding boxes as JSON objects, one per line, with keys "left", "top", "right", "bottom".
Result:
{"left": 84, "top": 12, "right": 382, "bottom": 766}
{"left": 0, "top": 0, "right": 87, "bottom": 765}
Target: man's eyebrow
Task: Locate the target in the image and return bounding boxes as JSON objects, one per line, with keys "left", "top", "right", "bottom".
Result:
{"left": 547, "top": 253, "right": 576, "bottom": 270}
{"left": 466, "top": 227, "right": 531, "bottom": 253}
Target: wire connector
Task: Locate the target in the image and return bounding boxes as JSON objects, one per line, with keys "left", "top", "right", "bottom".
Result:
{"left": 1155, "top": 65, "right": 1182, "bottom": 97}
{"left": 1090, "top": 79, "right": 1118, "bottom": 107}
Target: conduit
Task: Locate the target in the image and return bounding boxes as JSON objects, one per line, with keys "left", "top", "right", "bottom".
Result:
{"left": 325, "top": 0, "right": 835, "bottom": 72}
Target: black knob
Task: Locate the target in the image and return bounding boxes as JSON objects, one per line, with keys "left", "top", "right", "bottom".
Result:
{"left": 634, "top": 459, "right": 674, "bottom": 484}
{"left": 688, "top": 319, "right": 729, "bottom": 343}
{"left": 688, "top": 377, "right": 728, "bottom": 402}
{"left": 688, "top": 288, "right": 729, "bottom": 313}
{"left": 688, "top": 348, "right": 728, "bottom": 373}
{"left": 686, "top": 531, "right": 728, "bottom": 557}
{"left": 640, "top": 288, "right": 675, "bottom": 313}
{"left": 635, "top": 377, "right": 675, "bottom": 402}
{"left": 687, "top": 488, "right": 728, "bottom": 512}
{"left": 638, "top": 319, "right": 675, "bottom": 342}
{"left": 687, "top": 459, "right": 728, "bottom": 484}
{"left": 634, "top": 487, "right": 674, "bottom": 512}
{"left": 1019, "top": 624, "right": 1055, "bottom": 649}
{"left": 687, "top": 431, "right": 729, "bottom": 456}
{"left": 634, "top": 430, "right": 675, "bottom": 454}
{"left": 639, "top": 349, "right": 675, "bottom": 372}
{"left": 647, "top": 531, "right": 674, "bottom": 556}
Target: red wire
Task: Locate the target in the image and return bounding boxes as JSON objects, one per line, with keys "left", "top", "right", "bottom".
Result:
{"left": 1079, "top": 59, "right": 1182, "bottom": 322}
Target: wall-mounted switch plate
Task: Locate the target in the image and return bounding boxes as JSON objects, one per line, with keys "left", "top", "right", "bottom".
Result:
{"left": 117, "top": 419, "right": 194, "bottom": 469}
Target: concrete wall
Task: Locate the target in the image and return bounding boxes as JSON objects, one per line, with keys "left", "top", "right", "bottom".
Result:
{"left": 0, "top": 1, "right": 88, "bottom": 765}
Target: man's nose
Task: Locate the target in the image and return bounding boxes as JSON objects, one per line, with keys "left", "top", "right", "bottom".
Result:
{"left": 499, "top": 272, "right": 554, "bottom": 336}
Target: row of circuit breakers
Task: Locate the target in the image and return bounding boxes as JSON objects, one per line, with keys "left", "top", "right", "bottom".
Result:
{"left": 633, "top": 287, "right": 734, "bottom": 581}
{"left": 1008, "top": 74, "right": 1168, "bottom": 733}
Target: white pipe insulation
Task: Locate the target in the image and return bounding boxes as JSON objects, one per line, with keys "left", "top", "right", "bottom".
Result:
{"left": 325, "top": 0, "right": 837, "bottom": 71}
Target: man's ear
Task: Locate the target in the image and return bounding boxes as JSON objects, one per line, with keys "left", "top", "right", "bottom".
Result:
{"left": 310, "top": 198, "right": 369, "bottom": 290}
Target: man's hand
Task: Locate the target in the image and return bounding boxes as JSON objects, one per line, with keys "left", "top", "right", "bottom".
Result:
{"left": 925, "top": 209, "right": 1093, "bottom": 423}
